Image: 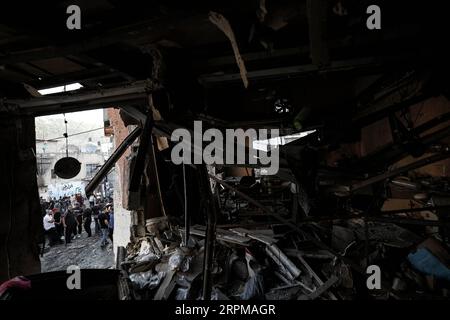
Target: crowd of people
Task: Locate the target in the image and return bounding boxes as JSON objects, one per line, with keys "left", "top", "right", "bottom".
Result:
{"left": 40, "top": 193, "right": 114, "bottom": 252}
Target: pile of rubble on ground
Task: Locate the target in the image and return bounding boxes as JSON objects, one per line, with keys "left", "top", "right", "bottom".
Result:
{"left": 117, "top": 211, "right": 450, "bottom": 300}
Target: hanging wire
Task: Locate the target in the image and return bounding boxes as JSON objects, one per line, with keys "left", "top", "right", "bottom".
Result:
{"left": 45, "top": 127, "right": 104, "bottom": 141}
{"left": 63, "top": 113, "right": 69, "bottom": 157}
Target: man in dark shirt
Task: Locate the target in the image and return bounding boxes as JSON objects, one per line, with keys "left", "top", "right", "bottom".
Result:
{"left": 63, "top": 209, "right": 78, "bottom": 244}
{"left": 108, "top": 209, "right": 114, "bottom": 242}
{"left": 98, "top": 210, "right": 109, "bottom": 248}
{"left": 52, "top": 208, "right": 64, "bottom": 240}
{"left": 83, "top": 208, "right": 92, "bottom": 237}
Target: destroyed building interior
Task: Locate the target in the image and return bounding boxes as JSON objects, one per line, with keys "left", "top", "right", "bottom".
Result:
{"left": 1, "top": 0, "right": 450, "bottom": 300}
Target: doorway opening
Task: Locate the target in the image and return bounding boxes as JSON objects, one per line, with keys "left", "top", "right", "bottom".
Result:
{"left": 36, "top": 108, "right": 115, "bottom": 273}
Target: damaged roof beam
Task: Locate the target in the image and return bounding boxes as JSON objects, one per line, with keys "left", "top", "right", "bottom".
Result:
{"left": 351, "top": 149, "right": 450, "bottom": 191}
{"left": 4, "top": 80, "right": 151, "bottom": 116}
{"left": 307, "top": 0, "right": 330, "bottom": 68}
{"left": 198, "top": 56, "right": 411, "bottom": 86}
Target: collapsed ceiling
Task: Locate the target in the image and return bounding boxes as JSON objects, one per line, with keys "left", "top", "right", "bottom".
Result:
{"left": 1, "top": 0, "right": 450, "bottom": 300}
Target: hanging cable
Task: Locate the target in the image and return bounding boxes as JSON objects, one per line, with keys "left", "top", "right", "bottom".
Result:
{"left": 44, "top": 127, "right": 104, "bottom": 141}
{"left": 63, "top": 113, "right": 69, "bottom": 157}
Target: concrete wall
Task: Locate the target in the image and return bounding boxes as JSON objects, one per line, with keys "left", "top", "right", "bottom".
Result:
{"left": 113, "top": 165, "right": 131, "bottom": 258}
{"left": 38, "top": 152, "right": 105, "bottom": 198}
{"left": 107, "top": 108, "right": 133, "bottom": 258}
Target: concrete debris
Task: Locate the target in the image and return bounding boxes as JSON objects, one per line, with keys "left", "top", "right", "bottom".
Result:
{"left": 116, "top": 166, "right": 450, "bottom": 300}
{"left": 129, "top": 271, "right": 165, "bottom": 290}
{"left": 120, "top": 197, "right": 450, "bottom": 300}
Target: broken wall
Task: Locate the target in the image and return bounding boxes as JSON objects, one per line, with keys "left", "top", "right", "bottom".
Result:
{"left": 107, "top": 108, "right": 132, "bottom": 258}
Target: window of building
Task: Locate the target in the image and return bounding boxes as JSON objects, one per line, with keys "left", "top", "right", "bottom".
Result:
{"left": 86, "top": 163, "right": 99, "bottom": 177}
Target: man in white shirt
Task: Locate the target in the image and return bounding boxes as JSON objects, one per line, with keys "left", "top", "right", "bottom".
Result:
{"left": 43, "top": 210, "right": 58, "bottom": 247}
{"left": 89, "top": 194, "right": 95, "bottom": 207}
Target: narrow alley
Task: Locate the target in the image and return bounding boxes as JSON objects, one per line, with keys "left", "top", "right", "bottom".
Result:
{"left": 41, "top": 233, "right": 114, "bottom": 273}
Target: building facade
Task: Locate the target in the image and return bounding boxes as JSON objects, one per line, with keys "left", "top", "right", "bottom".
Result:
{"left": 36, "top": 136, "right": 113, "bottom": 200}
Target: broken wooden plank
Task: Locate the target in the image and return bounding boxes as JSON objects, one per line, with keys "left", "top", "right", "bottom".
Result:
{"left": 154, "top": 269, "right": 176, "bottom": 300}
{"left": 187, "top": 225, "right": 252, "bottom": 246}
{"left": 287, "top": 249, "right": 338, "bottom": 300}
{"left": 209, "top": 11, "right": 248, "bottom": 88}
{"left": 298, "top": 275, "right": 339, "bottom": 300}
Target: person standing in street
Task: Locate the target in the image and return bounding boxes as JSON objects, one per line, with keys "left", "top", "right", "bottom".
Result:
{"left": 83, "top": 208, "right": 92, "bottom": 237}
{"left": 92, "top": 204, "right": 101, "bottom": 235}
{"left": 89, "top": 194, "right": 95, "bottom": 207}
{"left": 73, "top": 202, "right": 83, "bottom": 238}
{"left": 43, "top": 210, "right": 58, "bottom": 247}
{"left": 98, "top": 208, "right": 109, "bottom": 248}
{"left": 63, "top": 208, "right": 78, "bottom": 245}
{"left": 52, "top": 208, "right": 64, "bottom": 240}
{"left": 108, "top": 207, "right": 114, "bottom": 242}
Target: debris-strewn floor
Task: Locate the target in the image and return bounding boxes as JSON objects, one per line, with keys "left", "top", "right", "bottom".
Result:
{"left": 118, "top": 174, "right": 450, "bottom": 300}
{"left": 40, "top": 234, "right": 114, "bottom": 273}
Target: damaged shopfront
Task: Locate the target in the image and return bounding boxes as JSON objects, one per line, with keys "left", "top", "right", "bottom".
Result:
{"left": 0, "top": 0, "right": 450, "bottom": 301}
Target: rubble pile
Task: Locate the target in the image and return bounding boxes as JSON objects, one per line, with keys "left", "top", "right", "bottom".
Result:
{"left": 119, "top": 210, "right": 450, "bottom": 300}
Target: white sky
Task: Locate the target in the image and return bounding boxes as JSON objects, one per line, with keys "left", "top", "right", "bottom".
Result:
{"left": 39, "top": 109, "right": 104, "bottom": 125}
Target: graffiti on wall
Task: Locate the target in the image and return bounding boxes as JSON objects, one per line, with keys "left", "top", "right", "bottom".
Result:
{"left": 48, "top": 181, "right": 86, "bottom": 198}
